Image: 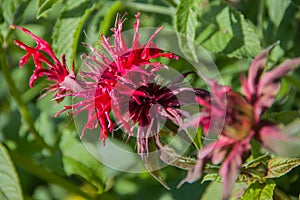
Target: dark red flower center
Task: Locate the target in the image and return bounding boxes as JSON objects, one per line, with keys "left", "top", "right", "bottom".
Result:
{"left": 129, "top": 83, "right": 179, "bottom": 127}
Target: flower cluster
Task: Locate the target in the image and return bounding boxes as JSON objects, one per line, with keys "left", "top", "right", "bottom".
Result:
{"left": 14, "top": 13, "right": 179, "bottom": 144}
{"left": 14, "top": 13, "right": 300, "bottom": 199}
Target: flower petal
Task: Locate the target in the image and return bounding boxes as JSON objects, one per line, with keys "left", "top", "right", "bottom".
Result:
{"left": 259, "top": 125, "right": 300, "bottom": 157}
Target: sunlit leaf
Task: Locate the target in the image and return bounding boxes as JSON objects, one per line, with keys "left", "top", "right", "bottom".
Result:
{"left": 196, "top": 1, "right": 262, "bottom": 58}
{"left": 175, "top": 0, "right": 202, "bottom": 60}
{"left": 52, "top": 0, "right": 96, "bottom": 67}
{"left": 266, "top": 157, "right": 300, "bottom": 178}
{"left": 201, "top": 173, "right": 221, "bottom": 183}
{"left": 241, "top": 181, "right": 275, "bottom": 200}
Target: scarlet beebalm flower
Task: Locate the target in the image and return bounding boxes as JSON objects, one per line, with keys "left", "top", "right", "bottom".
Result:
{"left": 180, "top": 46, "right": 300, "bottom": 199}
{"left": 112, "top": 66, "right": 208, "bottom": 156}
{"left": 12, "top": 25, "right": 79, "bottom": 102}
{"left": 59, "top": 13, "right": 178, "bottom": 142}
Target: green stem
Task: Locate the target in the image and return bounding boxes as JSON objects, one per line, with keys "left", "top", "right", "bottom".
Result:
{"left": 100, "top": 1, "right": 122, "bottom": 35}
{"left": 122, "top": 2, "right": 174, "bottom": 16}
{"left": 10, "top": 151, "right": 95, "bottom": 200}
{"left": 0, "top": 48, "right": 54, "bottom": 152}
{"left": 257, "top": 0, "right": 265, "bottom": 41}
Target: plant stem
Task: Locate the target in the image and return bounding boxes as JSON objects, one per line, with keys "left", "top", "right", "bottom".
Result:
{"left": 122, "top": 2, "right": 174, "bottom": 16}
{"left": 0, "top": 48, "right": 54, "bottom": 152}
{"left": 257, "top": 0, "right": 265, "bottom": 40}
{"left": 10, "top": 151, "right": 95, "bottom": 200}
{"left": 100, "top": 1, "right": 121, "bottom": 35}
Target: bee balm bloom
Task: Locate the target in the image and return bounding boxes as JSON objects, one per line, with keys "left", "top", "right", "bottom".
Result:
{"left": 180, "top": 46, "right": 300, "bottom": 199}
{"left": 12, "top": 25, "right": 79, "bottom": 102}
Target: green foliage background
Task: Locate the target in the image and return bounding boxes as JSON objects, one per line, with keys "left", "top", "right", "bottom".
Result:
{"left": 0, "top": 0, "right": 300, "bottom": 199}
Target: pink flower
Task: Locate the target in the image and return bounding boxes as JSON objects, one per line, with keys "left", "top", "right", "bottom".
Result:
{"left": 59, "top": 13, "right": 178, "bottom": 143}
{"left": 180, "top": 45, "right": 300, "bottom": 199}
{"left": 12, "top": 25, "right": 78, "bottom": 102}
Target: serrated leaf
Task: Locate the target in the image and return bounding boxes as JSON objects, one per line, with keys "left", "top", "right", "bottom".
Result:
{"left": 196, "top": 2, "right": 262, "bottom": 58}
{"left": 0, "top": 143, "right": 23, "bottom": 200}
{"left": 175, "top": 0, "right": 202, "bottom": 60}
{"left": 241, "top": 181, "right": 275, "bottom": 200}
{"left": 60, "top": 130, "right": 104, "bottom": 193}
{"left": 36, "top": 0, "right": 59, "bottom": 19}
{"left": 52, "top": 1, "right": 96, "bottom": 67}
{"left": 266, "top": 157, "right": 300, "bottom": 178}
{"left": 175, "top": 0, "right": 202, "bottom": 38}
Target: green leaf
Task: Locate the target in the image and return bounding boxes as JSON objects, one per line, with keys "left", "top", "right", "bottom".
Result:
{"left": 36, "top": 0, "right": 59, "bottom": 19}
{"left": 266, "top": 157, "right": 300, "bottom": 178}
{"left": 175, "top": 0, "right": 202, "bottom": 39}
{"left": 175, "top": 0, "right": 202, "bottom": 60}
{"left": 262, "top": 111, "right": 300, "bottom": 125}
{"left": 0, "top": 0, "right": 22, "bottom": 39}
{"left": 243, "top": 153, "right": 269, "bottom": 168}
{"left": 0, "top": 143, "right": 23, "bottom": 200}
{"left": 201, "top": 173, "right": 221, "bottom": 183}
{"left": 59, "top": 130, "right": 104, "bottom": 193}
{"left": 196, "top": 1, "right": 262, "bottom": 58}
{"left": 52, "top": 0, "right": 96, "bottom": 67}
{"left": 201, "top": 182, "right": 222, "bottom": 200}
{"left": 241, "top": 181, "right": 276, "bottom": 200}
{"left": 266, "top": 0, "right": 291, "bottom": 28}
{"left": 274, "top": 3, "right": 298, "bottom": 51}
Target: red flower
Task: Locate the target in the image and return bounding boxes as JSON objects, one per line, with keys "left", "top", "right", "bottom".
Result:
{"left": 180, "top": 45, "right": 300, "bottom": 199}
{"left": 61, "top": 13, "right": 178, "bottom": 143}
{"left": 112, "top": 66, "right": 207, "bottom": 156}
{"left": 12, "top": 25, "right": 78, "bottom": 102}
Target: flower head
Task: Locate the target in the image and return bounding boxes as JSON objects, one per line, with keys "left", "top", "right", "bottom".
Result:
{"left": 12, "top": 25, "right": 78, "bottom": 102}
{"left": 112, "top": 66, "right": 204, "bottom": 155}
{"left": 180, "top": 45, "right": 300, "bottom": 199}
{"left": 59, "top": 13, "right": 178, "bottom": 143}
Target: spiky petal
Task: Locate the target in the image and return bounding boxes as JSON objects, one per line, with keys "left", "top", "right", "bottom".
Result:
{"left": 12, "top": 25, "right": 79, "bottom": 102}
